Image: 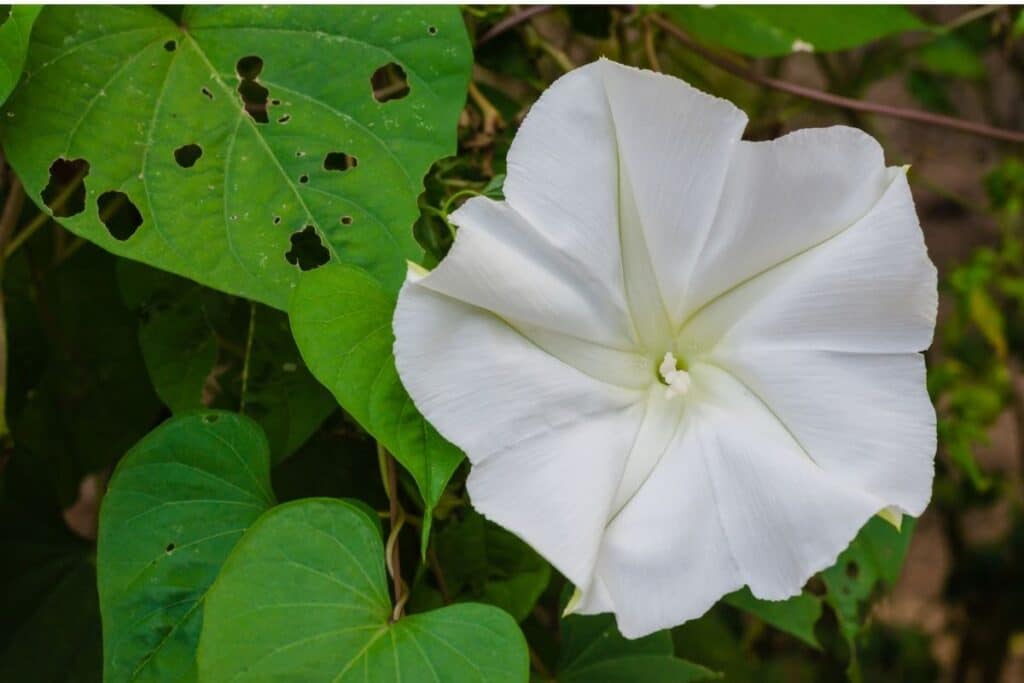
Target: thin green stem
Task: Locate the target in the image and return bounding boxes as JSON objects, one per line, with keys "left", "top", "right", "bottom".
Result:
{"left": 380, "top": 443, "right": 409, "bottom": 622}
{"left": 0, "top": 177, "right": 25, "bottom": 441}
{"left": 239, "top": 302, "right": 256, "bottom": 413}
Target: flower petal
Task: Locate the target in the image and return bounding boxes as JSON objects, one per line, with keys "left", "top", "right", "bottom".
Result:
{"left": 574, "top": 411, "right": 744, "bottom": 637}
{"left": 394, "top": 282, "right": 645, "bottom": 586}
{"left": 683, "top": 169, "right": 937, "bottom": 354}
{"left": 577, "top": 360, "right": 897, "bottom": 637}
{"left": 692, "top": 364, "right": 883, "bottom": 601}
{"left": 420, "top": 198, "right": 651, "bottom": 388}
{"left": 503, "top": 59, "right": 746, "bottom": 348}
{"left": 437, "top": 197, "right": 638, "bottom": 352}
{"left": 709, "top": 349, "right": 935, "bottom": 516}
{"left": 681, "top": 126, "right": 895, "bottom": 319}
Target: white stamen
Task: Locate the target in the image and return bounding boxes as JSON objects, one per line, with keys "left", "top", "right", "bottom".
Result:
{"left": 659, "top": 351, "right": 691, "bottom": 399}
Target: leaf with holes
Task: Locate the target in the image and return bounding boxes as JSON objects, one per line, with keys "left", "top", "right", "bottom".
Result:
{"left": 821, "top": 516, "right": 916, "bottom": 676}
{"left": 662, "top": 6, "right": 927, "bottom": 57}
{"left": 0, "top": 5, "right": 40, "bottom": 106}
{"left": 1, "top": 5, "right": 471, "bottom": 308}
{"left": 97, "top": 411, "right": 276, "bottom": 682}
{"left": 289, "top": 264, "right": 464, "bottom": 547}
{"left": 198, "top": 498, "right": 529, "bottom": 682}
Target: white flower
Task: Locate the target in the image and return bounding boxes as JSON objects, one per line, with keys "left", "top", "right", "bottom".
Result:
{"left": 393, "top": 59, "right": 937, "bottom": 638}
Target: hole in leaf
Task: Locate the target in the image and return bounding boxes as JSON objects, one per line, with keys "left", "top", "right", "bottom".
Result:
{"left": 271, "top": 98, "right": 281, "bottom": 106}
{"left": 236, "top": 55, "right": 263, "bottom": 80}
{"left": 201, "top": 87, "right": 213, "bottom": 100}
{"left": 371, "top": 62, "right": 409, "bottom": 102}
{"left": 238, "top": 79, "right": 269, "bottom": 123}
{"left": 845, "top": 561, "right": 859, "bottom": 579}
{"left": 273, "top": 215, "right": 281, "bottom": 225}
{"left": 340, "top": 215, "right": 353, "bottom": 226}
{"left": 428, "top": 25, "right": 437, "bottom": 35}
{"left": 165, "top": 543, "right": 176, "bottom": 553}
{"left": 97, "top": 190, "right": 143, "bottom": 241}
{"left": 277, "top": 114, "right": 290, "bottom": 124}
{"left": 164, "top": 39, "right": 177, "bottom": 52}
{"left": 324, "top": 152, "right": 358, "bottom": 172}
{"left": 295, "top": 150, "right": 305, "bottom": 158}
{"left": 285, "top": 225, "right": 330, "bottom": 271}
{"left": 173, "top": 143, "right": 202, "bottom": 168}
{"left": 41, "top": 158, "right": 90, "bottom": 217}
{"left": 298, "top": 174, "right": 309, "bottom": 184}
{"left": 203, "top": 413, "right": 219, "bottom": 424}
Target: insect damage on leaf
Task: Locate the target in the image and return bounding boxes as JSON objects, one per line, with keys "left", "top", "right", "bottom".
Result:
{"left": 173, "top": 143, "right": 202, "bottom": 168}
{"left": 324, "top": 151, "right": 358, "bottom": 172}
{"left": 42, "top": 157, "right": 90, "bottom": 217}
{"left": 371, "top": 62, "right": 410, "bottom": 102}
{"left": 285, "top": 225, "right": 329, "bottom": 271}
{"left": 97, "top": 190, "right": 143, "bottom": 241}
{"left": 236, "top": 55, "right": 269, "bottom": 123}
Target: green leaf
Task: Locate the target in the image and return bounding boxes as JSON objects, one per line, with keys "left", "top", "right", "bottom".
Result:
{"left": 413, "top": 509, "right": 550, "bottom": 623}
{"left": 2, "top": 5, "right": 471, "bottom": 309}
{"left": 915, "top": 35, "right": 986, "bottom": 79}
{"left": 724, "top": 587, "right": 822, "bottom": 649}
{"left": 662, "top": 6, "right": 926, "bottom": 58}
{"left": 242, "top": 305, "right": 338, "bottom": 461}
{"left": 198, "top": 498, "right": 529, "bottom": 682}
{"left": 289, "top": 264, "right": 464, "bottom": 545}
{"left": 0, "top": 5, "right": 40, "bottom": 105}
{"left": 119, "top": 261, "right": 336, "bottom": 462}
{"left": 131, "top": 273, "right": 218, "bottom": 413}
{"left": 821, "top": 516, "right": 916, "bottom": 677}
{"left": 97, "top": 411, "right": 276, "bottom": 683}
{"left": 555, "top": 605, "right": 719, "bottom": 683}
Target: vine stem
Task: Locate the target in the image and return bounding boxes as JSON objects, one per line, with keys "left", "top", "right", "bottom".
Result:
{"left": 648, "top": 14, "right": 1024, "bottom": 145}
{"left": 0, "top": 177, "right": 25, "bottom": 441}
{"left": 239, "top": 302, "right": 256, "bottom": 413}
{"left": 943, "top": 4, "right": 1004, "bottom": 32}
{"left": 476, "top": 5, "right": 553, "bottom": 46}
{"left": 380, "top": 444, "right": 409, "bottom": 622}
{"left": 643, "top": 18, "right": 663, "bottom": 72}
{"left": 3, "top": 169, "right": 87, "bottom": 259}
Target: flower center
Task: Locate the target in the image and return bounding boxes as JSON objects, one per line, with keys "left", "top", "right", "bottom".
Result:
{"left": 658, "top": 351, "right": 691, "bottom": 399}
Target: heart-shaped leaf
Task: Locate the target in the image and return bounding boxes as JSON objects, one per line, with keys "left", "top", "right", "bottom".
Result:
{"left": 289, "top": 264, "right": 463, "bottom": 544}
{"left": 198, "top": 498, "right": 529, "bottom": 682}
{"left": 2, "top": 6, "right": 471, "bottom": 308}
{"left": 97, "top": 411, "right": 276, "bottom": 682}
{"left": 0, "top": 5, "right": 40, "bottom": 105}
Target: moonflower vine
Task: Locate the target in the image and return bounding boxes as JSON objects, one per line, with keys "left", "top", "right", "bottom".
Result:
{"left": 394, "top": 59, "right": 937, "bottom": 638}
